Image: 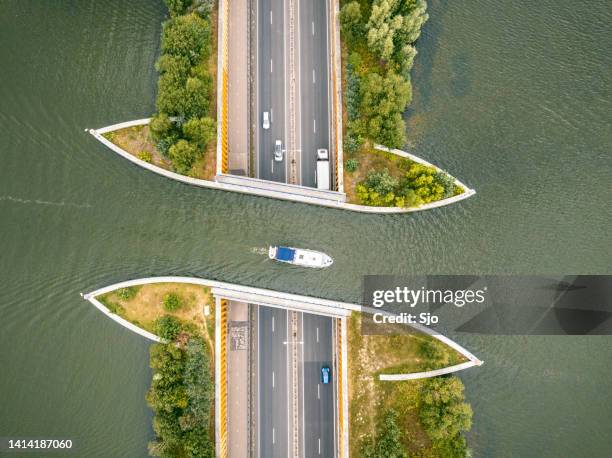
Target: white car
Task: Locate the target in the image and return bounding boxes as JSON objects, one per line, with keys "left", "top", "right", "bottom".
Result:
{"left": 263, "top": 112, "right": 270, "bottom": 129}
{"left": 274, "top": 140, "right": 283, "bottom": 162}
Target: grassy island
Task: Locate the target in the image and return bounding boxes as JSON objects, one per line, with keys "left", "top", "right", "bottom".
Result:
{"left": 99, "top": 282, "right": 215, "bottom": 457}
{"left": 339, "top": 0, "right": 464, "bottom": 208}
{"left": 348, "top": 312, "right": 473, "bottom": 457}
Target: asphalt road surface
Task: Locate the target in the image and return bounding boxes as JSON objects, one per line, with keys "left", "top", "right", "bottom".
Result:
{"left": 258, "top": 305, "right": 336, "bottom": 458}
{"left": 257, "top": 0, "right": 287, "bottom": 182}
{"left": 299, "top": 0, "right": 331, "bottom": 188}
{"left": 259, "top": 306, "right": 289, "bottom": 457}
{"left": 303, "top": 313, "right": 335, "bottom": 458}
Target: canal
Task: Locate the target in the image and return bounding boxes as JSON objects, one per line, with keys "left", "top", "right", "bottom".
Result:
{"left": 0, "top": 0, "right": 610, "bottom": 456}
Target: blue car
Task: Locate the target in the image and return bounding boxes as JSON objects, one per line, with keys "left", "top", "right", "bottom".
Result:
{"left": 321, "top": 366, "right": 331, "bottom": 384}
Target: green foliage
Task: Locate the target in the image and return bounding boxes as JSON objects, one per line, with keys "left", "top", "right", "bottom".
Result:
{"left": 164, "top": 0, "right": 192, "bottom": 17}
{"left": 359, "top": 71, "right": 411, "bottom": 148}
{"left": 155, "top": 315, "right": 183, "bottom": 341}
{"left": 138, "top": 151, "right": 153, "bottom": 162}
{"left": 361, "top": 409, "right": 407, "bottom": 458}
{"left": 98, "top": 296, "right": 124, "bottom": 315}
{"left": 163, "top": 292, "right": 184, "bottom": 312}
{"left": 344, "top": 131, "right": 363, "bottom": 155}
{"left": 161, "top": 15, "right": 211, "bottom": 65}
{"left": 399, "top": 163, "right": 445, "bottom": 204}
{"left": 357, "top": 160, "right": 455, "bottom": 207}
{"left": 420, "top": 376, "right": 473, "bottom": 441}
{"left": 193, "top": 0, "right": 214, "bottom": 19}
{"left": 345, "top": 158, "right": 359, "bottom": 172}
{"left": 364, "top": 168, "right": 399, "bottom": 195}
{"left": 183, "top": 117, "right": 216, "bottom": 148}
{"left": 345, "top": 61, "right": 361, "bottom": 122}
{"left": 149, "top": 113, "right": 172, "bottom": 142}
{"left": 168, "top": 140, "right": 201, "bottom": 174}
{"left": 116, "top": 286, "right": 138, "bottom": 301}
{"left": 339, "top": 1, "right": 363, "bottom": 42}
{"left": 147, "top": 339, "right": 214, "bottom": 458}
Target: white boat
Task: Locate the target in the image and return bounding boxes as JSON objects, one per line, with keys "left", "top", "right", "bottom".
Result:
{"left": 268, "top": 246, "right": 333, "bottom": 268}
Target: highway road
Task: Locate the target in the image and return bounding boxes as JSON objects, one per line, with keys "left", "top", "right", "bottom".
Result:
{"left": 256, "top": 0, "right": 331, "bottom": 187}
{"left": 259, "top": 306, "right": 289, "bottom": 457}
{"left": 303, "top": 313, "right": 335, "bottom": 458}
{"left": 257, "top": 0, "right": 287, "bottom": 183}
{"left": 299, "top": 0, "right": 331, "bottom": 188}
{"left": 258, "top": 306, "right": 336, "bottom": 458}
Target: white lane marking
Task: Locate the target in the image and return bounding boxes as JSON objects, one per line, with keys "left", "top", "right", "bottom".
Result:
{"left": 272, "top": 371, "right": 275, "bottom": 388}
{"left": 312, "top": 69, "right": 316, "bottom": 84}
{"left": 313, "top": 119, "right": 316, "bottom": 133}
{"left": 270, "top": 10, "right": 273, "bottom": 24}
{"left": 271, "top": 59, "right": 273, "bottom": 73}
{"left": 318, "top": 383, "right": 320, "bottom": 399}
{"left": 312, "top": 21, "right": 314, "bottom": 35}
{"left": 272, "top": 315, "right": 275, "bottom": 332}
{"left": 316, "top": 327, "right": 319, "bottom": 342}
{"left": 271, "top": 159, "right": 274, "bottom": 173}
{"left": 273, "top": 427, "right": 276, "bottom": 444}
{"left": 318, "top": 438, "right": 321, "bottom": 454}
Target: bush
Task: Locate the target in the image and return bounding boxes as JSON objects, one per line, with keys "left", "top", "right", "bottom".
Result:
{"left": 183, "top": 117, "right": 216, "bottom": 148}
{"left": 420, "top": 376, "right": 473, "bottom": 441}
{"left": 161, "top": 14, "right": 211, "bottom": 65}
{"left": 164, "top": 0, "right": 192, "bottom": 17}
{"left": 345, "top": 158, "right": 359, "bottom": 172}
{"left": 138, "top": 151, "right": 153, "bottom": 162}
{"left": 193, "top": 0, "right": 214, "bottom": 19}
{"left": 364, "top": 169, "right": 398, "bottom": 195}
{"left": 168, "top": 139, "right": 200, "bottom": 174}
{"left": 155, "top": 315, "right": 183, "bottom": 341}
{"left": 163, "top": 292, "right": 183, "bottom": 312}
{"left": 116, "top": 287, "right": 138, "bottom": 301}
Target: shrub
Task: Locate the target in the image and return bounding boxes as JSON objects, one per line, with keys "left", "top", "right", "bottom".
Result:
{"left": 345, "top": 158, "right": 359, "bottom": 172}
{"left": 150, "top": 113, "right": 173, "bottom": 142}
{"left": 420, "top": 376, "right": 473, "bottom": 441}
{"left": 183, "top": 117, "right": 216, "bottom": 148}
{"left": 155, "top": 315, "right": 183, "bottom": 341}
{"left": 138, "top": 151, "right": 153, "bottom": 162}
{"left": 344, "top": 131, "right": 363, "bottom": 155}
{"left": 193, "top": 0, "right": 214, "bottom": 19}
{"left": 164, "top": 0, "right": 192, "bottom": 17}
{"left": 168, "top": 139, "right": 200, "bottom": 174}
{"left": 116, "top": 287, "right": 138, "bottom": 301}
{"left": 345, "top": 62, "right": 361, "bottom": 122}
{"left": 163, "top": 292, "right": 183, "bottom": 312}
{"left": 364, "top": 169, "right": 398, "bottom": 195}
{"left": 161, "top": 14, "right": 211, "bottom": 65}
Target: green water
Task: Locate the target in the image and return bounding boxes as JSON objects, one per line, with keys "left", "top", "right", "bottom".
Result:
{"left": 0, "top": 0, "right": 610, "bottom": 456}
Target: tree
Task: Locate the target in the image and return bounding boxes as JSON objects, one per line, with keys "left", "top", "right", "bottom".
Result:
{"left": 155, "top": 315, "right": 183, "bottom": 341}
{"left": 183, "top": 76, "right": 211, "bottom": 119}
{"left": 164, "top": 0, "right": 192, "bottom": 17}
{"left": 183, "top": 116, "right": 216, "bottom": 148}
{"left": 364, "top": 169, "right": 398, "bottom": 195}
{"left": 168, "top": 139, "right": 200, "bottom": 174}
{"left": 399, "top": 163, "right": 446, "bottom": 204}
{"left": 339, "top": 1, "right": 363, "bottom": 43}
{"left": 420, "top": 376, "right": 473, "bottom": 441}
{"left": 366, "top": 0, "right": 404, "bottom": 61}
{"left": 359, "top": 71, "right": 411, "bottom": 147}
{"left": 162, "top": 14, "right": 211, "bottom": 65}
{"left": 362, "top": 409, "right": 407, "bottom": 458}
{"left": 193, "top": 0, "right": 214, "bottom": 20}
{"left": 150, "top": 113, "right": 173, "bottom": 142}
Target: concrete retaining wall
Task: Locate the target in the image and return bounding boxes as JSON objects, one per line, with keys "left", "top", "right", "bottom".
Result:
{"left": 84, "top": 294, "right": 161, "bottom": 342}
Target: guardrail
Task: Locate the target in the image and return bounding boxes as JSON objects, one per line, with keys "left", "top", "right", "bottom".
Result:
{"left": 217, "top": 0, "right": 230, "bottom": 175}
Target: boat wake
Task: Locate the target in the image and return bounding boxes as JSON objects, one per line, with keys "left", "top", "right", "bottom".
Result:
{"left": 250, "top": 247, "right": 269, "bottom": 256}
